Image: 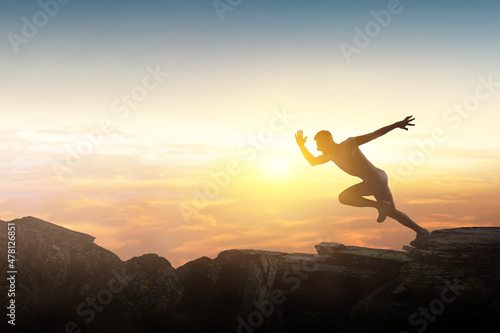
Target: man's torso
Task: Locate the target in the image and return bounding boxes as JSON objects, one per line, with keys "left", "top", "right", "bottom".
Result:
{"left": 326, "top": 137, "right": 381, "bottom": 180}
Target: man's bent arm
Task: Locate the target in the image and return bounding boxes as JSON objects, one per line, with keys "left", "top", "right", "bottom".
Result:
{"left": 295, "top": 130, "right": 329, "bottom": 166}
{"left": 298, "top": 144, "right": 328, "bottom": 166}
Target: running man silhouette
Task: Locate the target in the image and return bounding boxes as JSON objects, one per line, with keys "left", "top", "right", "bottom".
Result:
{"left": 295, "top": 115, "right": 430, "bottom": 246}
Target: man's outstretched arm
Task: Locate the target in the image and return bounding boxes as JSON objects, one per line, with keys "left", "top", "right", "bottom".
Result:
{"left": 295, "top": 130, "right": 329, "bottom": 166}
{"left": 353, "top": 115, "right": 415, "bottom": 146}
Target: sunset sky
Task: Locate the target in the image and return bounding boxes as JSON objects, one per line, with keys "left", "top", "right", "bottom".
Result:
{"left": 1, "top": 0, "right": 499, "bottom": 267}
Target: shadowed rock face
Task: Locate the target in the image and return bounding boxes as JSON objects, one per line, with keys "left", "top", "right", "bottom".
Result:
{"left": 1, "top": 217, "right": 499, "bottom": 333}
{"left": 0, "top": 217, "right": 184, "bottom": 333}
{"left": 175, "top": 246, "right": 411, "bottom": 331}
{"left": 345, "top": 228, "right": 500, "bottom": 333}
{"left": 399, "top": 227, "right": 500, "bottom": 327}
{"left": 402, "top": 228, "right": 500, "bottom": 294}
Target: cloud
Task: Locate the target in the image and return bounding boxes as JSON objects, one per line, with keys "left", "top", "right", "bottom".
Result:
{"left": 405, "top": 199, "right": 466, "bottom": 204}
{"left": 2, "top": 125, "right": 500, "bottom": 268}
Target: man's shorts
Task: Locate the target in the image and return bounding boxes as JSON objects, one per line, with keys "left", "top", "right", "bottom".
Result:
{"left": 358, "top": 169, "right": 392, "bottom": 198}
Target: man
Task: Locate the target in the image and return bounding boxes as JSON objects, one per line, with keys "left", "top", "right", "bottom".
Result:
{"left": 295, "top": 115, "right": 430, "bottom": 246}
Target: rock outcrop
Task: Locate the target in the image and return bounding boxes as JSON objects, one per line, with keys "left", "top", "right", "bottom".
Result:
{"left": 346, "top": 228, "right": 500, "bottom": 333}
{"left": 1, "top": 217, "right": 499, "bottom": 333}
{"left": 395, "top": 228, "right": 500, "bottom": 333}
{"left": 402, "top": 227, "right": 500, "bottom": 295}
{"left": 176, "top": 245, "right": 412, "bottom": 330}
{"left": 0, "top": 217, "right": 184, "bottom": 333}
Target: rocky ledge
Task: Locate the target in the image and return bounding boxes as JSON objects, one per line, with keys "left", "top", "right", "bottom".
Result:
{"left": 1, "top": 217, "right": 499, "bottom": 333}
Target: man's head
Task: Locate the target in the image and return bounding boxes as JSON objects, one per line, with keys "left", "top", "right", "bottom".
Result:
{"left": 314, "top": 130, "right": 334, "bottom": 153}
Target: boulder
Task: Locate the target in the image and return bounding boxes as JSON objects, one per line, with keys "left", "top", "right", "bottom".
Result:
{"left": 347, "top": 227, "right": 500, "bottom": 333}
{"left": 402, "top": 227, "right": 500, "bottom": 296}
{"left": 176, "top": 249, "right": 284, "bottom": 332}
{"left": 175, "top": 245, "right": 411, "bottom": 331}
{"left": 0, "top": 217, "right": 184, "bottom": 333}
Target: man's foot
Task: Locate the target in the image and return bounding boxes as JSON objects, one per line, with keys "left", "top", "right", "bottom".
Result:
{"left": 410, "top": 229, "right": 431, "bottom": 247}
{"left": 376, "top": 201, "right": 391, "bottom": 223}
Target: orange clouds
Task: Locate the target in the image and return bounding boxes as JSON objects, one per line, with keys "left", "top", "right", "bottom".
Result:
{"left": 1, "top": 128, "right": 500, "bottom": 268}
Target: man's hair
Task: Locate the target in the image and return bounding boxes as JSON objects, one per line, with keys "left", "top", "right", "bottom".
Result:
{"left": 314, "top": 130, "right": 333, "bottom": 141}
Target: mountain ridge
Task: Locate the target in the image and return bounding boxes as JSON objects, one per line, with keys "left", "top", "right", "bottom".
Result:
{"left": 1, "top": 216, "right": 499, "bottom": 332}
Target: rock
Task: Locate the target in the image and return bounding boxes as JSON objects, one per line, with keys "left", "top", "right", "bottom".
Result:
{"left": 176, "top": 249, "right": 284, "bottom": 331}
{"left": 119, "top": 253, "right": 184, "bottom": 317}
{"left": 4, "top": 216, "right": 122, "bottom": 330}
{"left": 348, "top": 278, "right": 405, "bottom": 332}
{"left": 176, "top": 246, "right": 411, "bottom": 331}
{"left": 0, "top": 217, "right": 184, "bottom": 333}
{"left": 315, "top": 244, "right": 412, "bottom": 271}
{"left": 2, "top": 217, "right": 500, "bottom": 332}
{"left": 402, "top": 227, "right": 500, "bottom": 296}
{"left": 346, "top": 227, "right": 500, "bottom": 332}
{"left": 315, "top": 242, "right": 346, "bottom": 254}
{"left": 397, "top": 227, "right": 500, "bottom": 332}
{"left": 414, "top": 227, "right": 500, "bottom": 251}
{"left": 175, "top": 256, "right": 218, "bottom": 308}
{"left": 272, "top": 248, "right": 410, "bottom": 323}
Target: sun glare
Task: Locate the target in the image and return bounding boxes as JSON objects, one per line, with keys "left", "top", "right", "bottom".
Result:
{"left": 261, "top": 157, "right": 290, "bottom": 181}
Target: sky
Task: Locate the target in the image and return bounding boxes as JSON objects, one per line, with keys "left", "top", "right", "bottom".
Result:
{"left": 1, "top": 0, "right": 499, "bottom": 267}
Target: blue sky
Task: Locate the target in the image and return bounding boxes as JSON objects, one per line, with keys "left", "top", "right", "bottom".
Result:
{"left": 2, "top": 0, "right": 499, "bottom": 135}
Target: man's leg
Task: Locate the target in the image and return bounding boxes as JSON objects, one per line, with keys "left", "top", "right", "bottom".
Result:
{"left": 339, "top": 185, "right": 427, "bottom": 234}
{"left": 338, "top": 184, "right": 389, "bottom": 216}
{"left": 339, "top": 184, "right": 392, "bottom": 222}
{"left": 375, "top": 192, "right": 427, "bottom": 235}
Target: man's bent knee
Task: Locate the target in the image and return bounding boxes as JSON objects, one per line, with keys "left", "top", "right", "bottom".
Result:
{"left": 338, "top": 191, "right": 350, "bottom": 205}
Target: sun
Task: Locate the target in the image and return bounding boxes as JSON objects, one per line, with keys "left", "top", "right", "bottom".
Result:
{"left": 261, "top": 157, "right": 290, "bottom": 181}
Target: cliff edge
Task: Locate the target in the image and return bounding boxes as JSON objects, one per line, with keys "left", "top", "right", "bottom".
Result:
{"left": 1, "top": 217, "right": 499, "bottom": 332}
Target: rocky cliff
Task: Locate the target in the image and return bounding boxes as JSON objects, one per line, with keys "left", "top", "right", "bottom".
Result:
{"left": 1, "top": 217, "right": 499, "bottom": 333}
{"left": 0, "top": 217, "right": 184, "bottom": 333}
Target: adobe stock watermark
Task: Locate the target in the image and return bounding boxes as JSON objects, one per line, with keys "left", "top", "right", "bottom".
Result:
{"left": 389, "top": 74, "right": 499, "bottom": 184}
{"left": 51, "top": 64, "right": 168, "bottom": 182}
{"left": 235, "top": 260, "right": 317, "bottom": 333}
{"left": 400, "top": 278, "right": 465, "bottom": 333}
{"left": 51, "top": 267, "right": 134, "bottom": 333}
{"left": 7, "top": 0, "right": 71, "bottom": 54}
{"left": 179, "top": 107, "right": 294, "bottom": 224}
{"left": 339, "top": 0, "right": 405, "bottom": 63}
{"left": 213, "top": 0, "right": 244, "bottom": 21}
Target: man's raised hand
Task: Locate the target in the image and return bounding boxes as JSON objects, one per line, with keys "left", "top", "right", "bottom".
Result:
{"left": 295, "top": 130, "right": 307, "bottom": 146}
{"left": 396, "top": 115, "right": 415, "bottom": 131}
